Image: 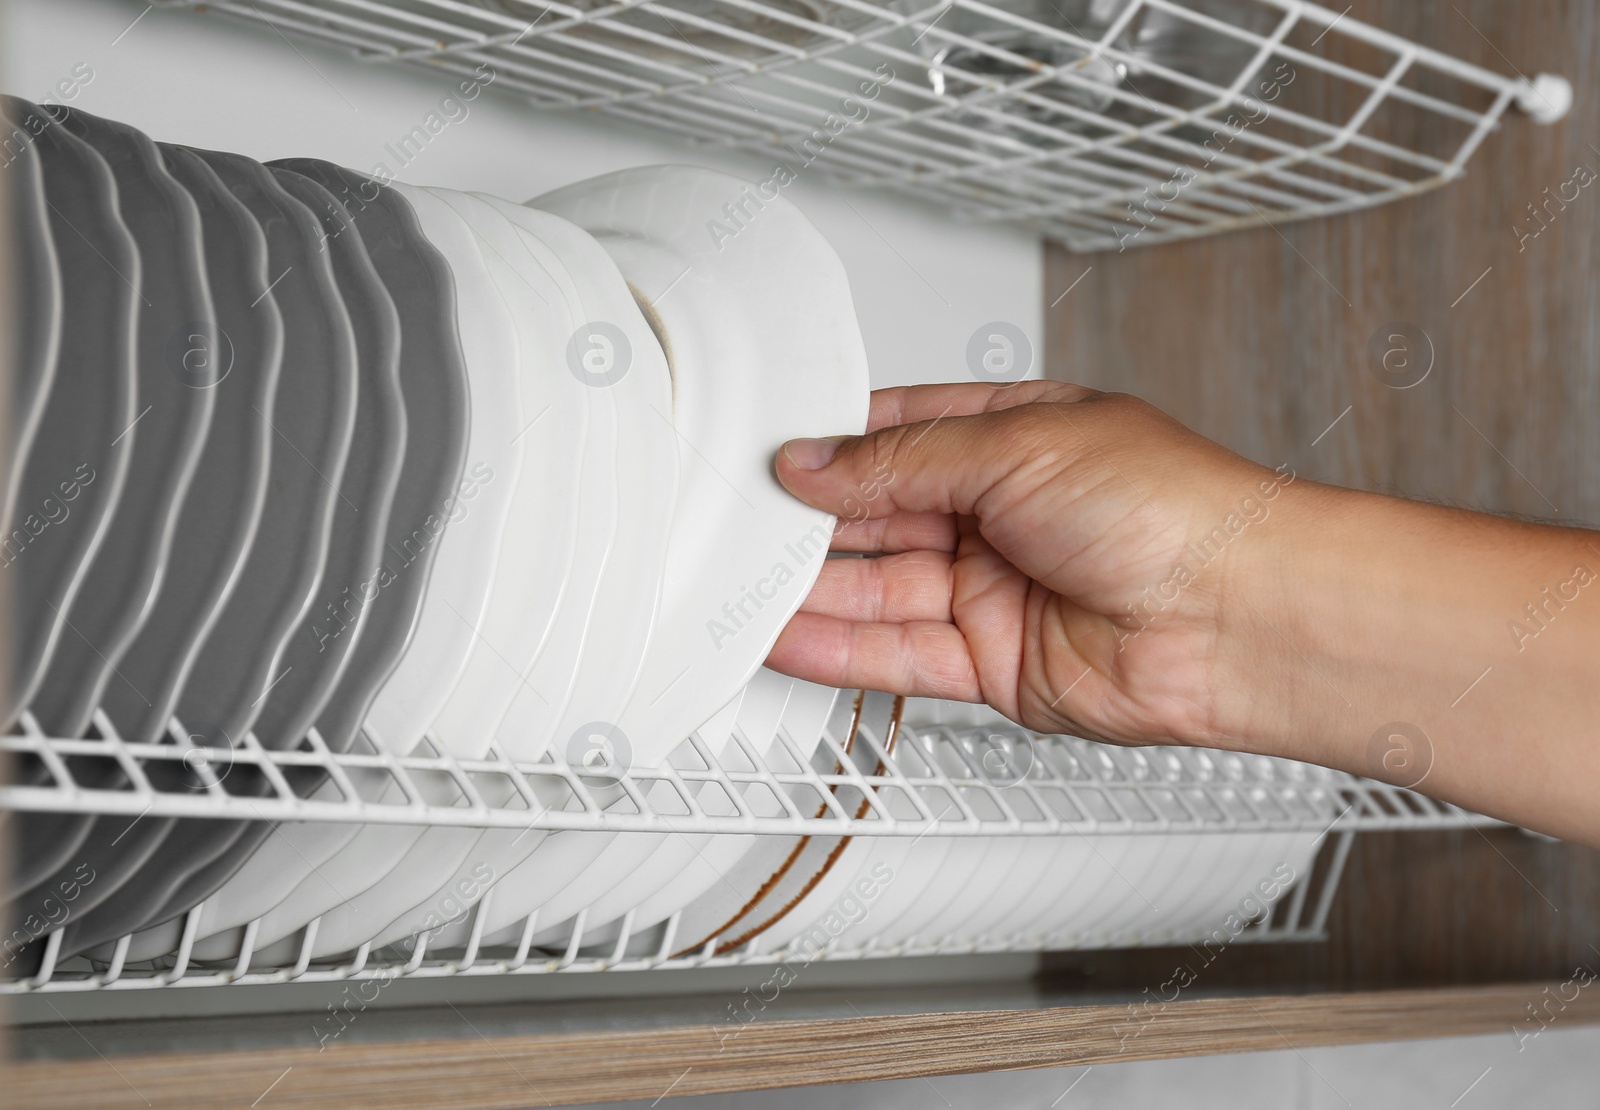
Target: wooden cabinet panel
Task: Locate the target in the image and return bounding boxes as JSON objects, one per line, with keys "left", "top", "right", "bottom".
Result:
{"left": 1042, "top": 0, "right": 1600, "bottom": 995}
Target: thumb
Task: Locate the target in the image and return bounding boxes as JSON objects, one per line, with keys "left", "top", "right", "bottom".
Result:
{"left": 776, "top": 406, "right": 1054, "bottom": 523}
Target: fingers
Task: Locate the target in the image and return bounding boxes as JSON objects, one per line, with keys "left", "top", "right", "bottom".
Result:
{"left": 800, "top": 551, "right": 955, "bottom": 624}
{"left": 777, "top": 403, "right": 1063, "bottom": 523}
{"left": 765, "top": 611, "right": 982, "bottom": 702}
{"left": 828, "top": 511, "right": 958, "bottom": 554}
{"left": 794, "top": 385, "right": 1098, "bottom": 552}
{"left": 867, "top": 381, "right": 1096, "bottom": 432}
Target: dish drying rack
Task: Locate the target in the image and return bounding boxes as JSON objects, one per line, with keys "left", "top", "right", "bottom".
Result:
{"left": 150, "top": 0, "right": 1571, "bottom": 250}
{"left": 1, "top": 693, "right": 1493, "bottom": 995}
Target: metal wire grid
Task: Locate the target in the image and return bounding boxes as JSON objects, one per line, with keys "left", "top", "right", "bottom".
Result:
{"left": 152, "top": 0, "right": 1568, "bottom": 249}
{"left": 5, "top": 825, "right": 1353, "bottom": 993}
{"left": 1, "top": 704, "right": 1485, "bottom": 837}
{"left": 2, "top": 698, "right": 1485, "bottom": 992}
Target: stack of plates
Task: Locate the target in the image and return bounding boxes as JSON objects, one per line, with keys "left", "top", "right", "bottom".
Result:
{"left": 0, "top": 97, "right": 869, "bottom": 969}
{"left": 2, "top": 97, "right": 1317, "bottom": 972}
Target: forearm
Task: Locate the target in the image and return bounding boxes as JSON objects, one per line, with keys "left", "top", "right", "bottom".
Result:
{"left": 1218, "top": 479, "right": 1600, "bottom": 844}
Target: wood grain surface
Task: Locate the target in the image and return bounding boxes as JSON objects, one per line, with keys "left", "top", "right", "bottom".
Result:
{"left": 9, "top": 981, "right": 1600, "bottom": 1108}
{"left": 1042, "top": 0, "right": 1600, "bottom": 999}
{"left": 1045, "top": 0, "right": 1600, "bottom": 522}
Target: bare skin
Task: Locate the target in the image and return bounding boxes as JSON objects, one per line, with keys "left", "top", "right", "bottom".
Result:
{"left": 767, "top": 382, "right": 1600, "bottom": 848}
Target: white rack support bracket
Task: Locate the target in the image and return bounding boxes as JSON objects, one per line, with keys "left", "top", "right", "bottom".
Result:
{"left": 151, "top": 0, "right": 1569, "bottom": 250}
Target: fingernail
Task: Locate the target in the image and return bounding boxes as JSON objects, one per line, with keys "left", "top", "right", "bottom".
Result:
{"left": 783, "top": 437, "right": 842, "bottom": 471}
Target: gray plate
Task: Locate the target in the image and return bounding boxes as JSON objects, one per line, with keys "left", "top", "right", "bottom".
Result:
{"left": 62, "top": 166, "right": 413, "bottom": 955}
{"left": 0, "top": 97, "right": 63, "bottom": 548}
{"left": 24, "top": 148, "right": 356, "bottom": 961}
{"left": 99, "top": 147, "right": 283, "bottom": 747}
{"left": 25, "top": 143, "right": 285, "bottom": 954}
{"left": 251, "top": 165, "right": 406, "bottom": 751}
{"left": 30, "top": 105, "right": 216, "bottom": 738}
{"left": 0, "top": 97, "right": 63, "bottom": 898}
{"left": 38, "top": 147, "right": 356, "bottom": 964}
{"left": 170, "top": 147, "right": 357, "bottom": 748}
{"left": 277, "top": 157, "right": 472, "bottom": 754}
{"left": 112, "top": 158, "right": 474, "bottom": 962}
{"left": 1, "top": 99, "right": 138, "bottom": 901}
{"left": 0, "top": 99, "right": 137, "bottom": 731}
{"left": 8, "top": 108, "right": 220, "bottom": 933}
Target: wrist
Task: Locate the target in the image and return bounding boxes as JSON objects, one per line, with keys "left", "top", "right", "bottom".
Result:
{"left": 1203, "top": 474, "right": 1360, "bottom": 761}
{"left": 1212, "top": 478, "right": 1600, "bottom": 837}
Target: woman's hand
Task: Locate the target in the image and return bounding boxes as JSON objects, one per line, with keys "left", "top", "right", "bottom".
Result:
{"left": 767, "top": 381, "right": 1299, "bottom": 750}
{"left": 768, "top": 382, "right": 1600, "bottom": 846}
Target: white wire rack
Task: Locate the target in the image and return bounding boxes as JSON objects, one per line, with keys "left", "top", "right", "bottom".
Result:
{"left": 3, "top": 694, "right": 1492, "bottom": 994}
{"left": 2, "top": 701, "right": 1481, "bottom": 837}
{"left": 151, "top": 0, "right": 1570, "bottom": 250}
{"left": 9, "top": 834, "right": 1351, "bottom": 994}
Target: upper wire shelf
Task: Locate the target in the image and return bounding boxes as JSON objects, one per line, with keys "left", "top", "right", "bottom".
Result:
{"left": 152, "top": 0, "right": 1571, "bottom": 250}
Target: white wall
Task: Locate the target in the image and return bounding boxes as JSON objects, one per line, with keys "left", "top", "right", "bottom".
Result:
{"left": 2, "top": 0, "right": 1043, "bottom": 391}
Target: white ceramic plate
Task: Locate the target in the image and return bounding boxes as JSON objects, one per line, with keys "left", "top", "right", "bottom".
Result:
{"left": 483, "top": 668, "right": 801, "bottom": 953}
{"left": 461, "top": 688, "right": 751, "bottom": 953}
{"left": 275, "top": 189, "right": 600, "bottom": 959}
{"left": 1009, "top": 834, "right": 1149, "bottom": 949}
{"left": 360, "top": 181, "right": 524, "bottom": 759}
{"left": 273, "top": 189, "right": 604, "bottom": 962}
{"left": 1170, "top": 830, "right": 1316, "bottom": 947}
{"left": 564, "top": 671, "right": 801, "bottom": 947}
{"left": 665, "top": 690, "right": 863, "bottom": 956}
{"left": 419, "top": 166, "right": 867, "bottom": 956}
{"left": 533, "top": 166, "right": 869, "bottom": 768}
{"left": 472, "top": 190, "right": 674, "bottom": 765}
{"left": 754, "top": 812, "right": 919, "bottom": 956}
{"left": 862, "top": 835, "right": 981, "bottom": 950}
{"left": 354, "top": 190, "right": 677, "bottom": 956}
{"left": 181, "top": 184, "right": 524, "bottom": 965}
{"left": 606, "top": 678, "right": 840, "bottom": 954}
{"left": 438, "top": 688, "right": 744, "bottom": 953}
{"left": 174, "top": 730, "right": 395, "bottom": 964}
{"left": 425, "top": 193, "right": 595, "bottom": 764}
{"left": 305, "top": 191, "right": 676, "bottom": 960}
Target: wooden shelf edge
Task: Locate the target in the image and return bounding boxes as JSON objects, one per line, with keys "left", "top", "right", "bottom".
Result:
{"left": 10, "top": 981, "right": 1598, "bottom": 1107}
